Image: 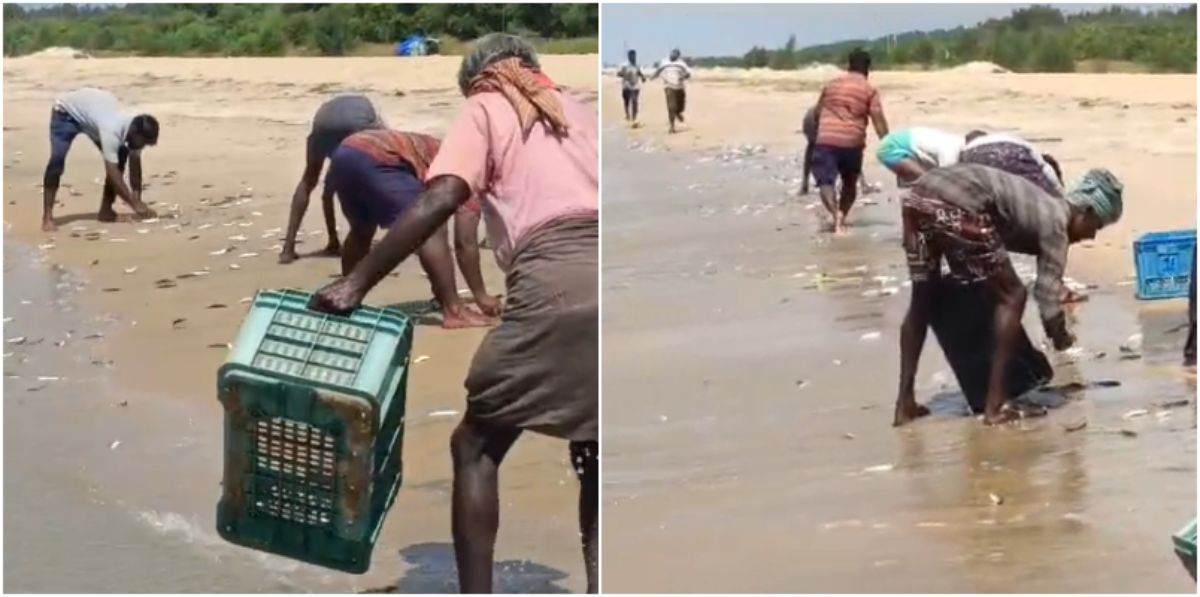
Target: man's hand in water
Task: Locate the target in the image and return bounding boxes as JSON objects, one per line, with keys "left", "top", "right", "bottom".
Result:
{"left": 475, "top": 294, "right": 503, "bottom": 318}
{"left": 1045, "top": 314, "right": 1075, "bottom": 351}
{"left": 310, "top": 276, "right": 366, "bottom": 315}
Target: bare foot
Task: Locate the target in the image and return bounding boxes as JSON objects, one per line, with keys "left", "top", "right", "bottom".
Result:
{"left": 316, "top": 243, "right": 341, "bottom": 258}
{"left": 97, "top": 209, "right": 118, "bottom": 223}
{"left": 441, "top": 304, "right": 494, "bottom": 329}
{"left": 278, "top": 250, "right": 299, "bottom": 265}
{"left": 41, "top": 219, "right": 57, "bottom": 232}
{"left": 133, "top": 207, "right": 158, "bottom": 220}
{"left": 893, "top": 402, "right": 931, "bottom": 427}
{"left": 983, "top": 406, "right": 1021, "bottom": 426}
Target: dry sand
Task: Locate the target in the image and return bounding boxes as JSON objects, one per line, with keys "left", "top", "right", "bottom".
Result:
{"left": 3, "top": 54, "right": 596, "bottom": 591}
{"left": 605, "top": 66, "right": 1196, "bottom": 285}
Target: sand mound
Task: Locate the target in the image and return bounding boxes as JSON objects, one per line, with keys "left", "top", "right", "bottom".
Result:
{"left": 947, "top": 61, "right": 1009, "bottom": 74}
{"left": 26, "top": 46, "right": 91, "bottom": 59}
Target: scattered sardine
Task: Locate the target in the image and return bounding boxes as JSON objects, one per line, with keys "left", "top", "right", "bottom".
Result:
{"left": 123, "top": 266, "right": 138, "bottom": 274}
{"left": 238, "top": 252, "right": 259, "bottom": 259}
{"left": 1062, "top": 420, "right": 1088, "bottom": 433}
{"left": 413, "top": 355, "right": 431, "bottom": 364}
{"left": 109, "top": 238, "right": 128, "bottom": 243}
{"left": 1122, "top": 409, "right": 1149, "bottom": 420}
{"left": 916, "top": 521, "right": 947, "bottom": 528}
{"left": 428, "top": 410, "right": 460, "bottom": 417}
{"left": 239, "top": 297, "right": 253, "bottom": 304}
{"left": 862, "top": 464, "right": 894, "bottom": 473}
{"left": 136, "top": 229, "right": 150, "bottom": 234}
{"left": 1153, "top": 398, "right": 1190, "bottom": 409}
{"left": 110, "top": 440, "right": 121, "bottom": 450}
{"left": 207, "top": 303, "right": 227, "bottom": 310}
{"left": 101, "top": 287, "right": 121, "bottom": 293}
{"left": 209, "top": 247, "right": 231, "bottom": 256}
{"left": 207, "top": 342, "right": 232, "bottom": 349}
{"left": 989, "top": 493, "right": 1004, "bottom": 506}
{"left": 860, "top": 331, "right": 882, "bottom": 341}
{"left": 228, "top": 264, "right": 241, "bottom": 270}
{"left": 228, "top": 235, "right": 247, "bottom": 242}
{"left": 7, "top": 336, "right": 27, "bottom": 344}
{"left": 36, "top": 376, "right": 60, "bottom": 382}
{"left": 197, "top": 223, "right": 214, "bottom": 230}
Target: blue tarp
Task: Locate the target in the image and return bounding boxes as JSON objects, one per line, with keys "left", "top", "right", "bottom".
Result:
{"left": 394, "top": 35, "right": 430, "bottom": 57}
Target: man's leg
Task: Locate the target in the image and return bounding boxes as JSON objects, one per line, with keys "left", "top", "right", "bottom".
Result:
{"left": 665, "top": 90, "right": 676, "bottom": 134}
{"left": 98, "top": 149, "right": 129, "bottom": 222}
{"left": 451, "top": 419, "right": 522, "bottom": 593}
{"left": 981, "top": 262, "right": 1028, "bottom": 425}
{"left": 319, "top": 185, "right": 341, "bottom": 256}
{"left": 414, "top": 225, "right": 490, "bottom": 329}
{"left": 895, "top": 205, "right": 937, "bottom": 426}
{"left": 801, "top": 140, "right": 815, "bottom": 195}
{"left": 571, "top": 441, "right": 599, "bottom": 593}
{"left": 630, "top": 89, "right": 640, "bottom": 122}
{"left": 676, "top": 89, "right": 686, "bottom": 122}
{"left": 41, "top": 111, "right": 80, "bottom": 231}
{"left": 835, "top": 149, "right": 863, "bottom": 233}
{"left": 622, "top": 89, "right": 632, "bottom": 121}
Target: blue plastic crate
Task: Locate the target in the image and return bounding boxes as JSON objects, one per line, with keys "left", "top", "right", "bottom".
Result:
{"left": 215, "top": 289, "right": 413, "bottom": 573}
{"left": 1133, "top": 230, "right": 1196, "bottom": 300}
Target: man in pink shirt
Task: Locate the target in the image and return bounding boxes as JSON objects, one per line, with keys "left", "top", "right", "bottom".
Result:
{"left": 311, "top": 34, "right": 598, "bottom": 593}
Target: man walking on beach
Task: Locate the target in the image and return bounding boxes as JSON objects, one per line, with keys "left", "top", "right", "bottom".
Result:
{"left": 894, "top": 164, "right": 1123, "bottom": 426}
{"left": 813, "top": 49, "right": 889, "bottom": 234}
{"left": 651, "top": 49, "right": 691, "bottom": 134}
{"left": 280, "top": 94, "right": 385, "bottom": 264}
{"left": 618, "top": 49, "right": 647, "bottom": 125}
{"left": 310, "top": 34, "right": 599, "bottom": 593}
{"left": 41, "top": 87, "right": 159, "bottom": 232}
{"left": 324, "top": 127, "right": 498, "bottom": 327}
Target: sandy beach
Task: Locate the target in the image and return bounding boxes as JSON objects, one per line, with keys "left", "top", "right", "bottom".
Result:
{"left": 604, "top": 66, "right": 1196, "bottom": 286}
{"left": 601, "top": 68, "right": 1196, "bottom": 592}
{"left": 3, "top": 54, "right": 596, "bottom": 592}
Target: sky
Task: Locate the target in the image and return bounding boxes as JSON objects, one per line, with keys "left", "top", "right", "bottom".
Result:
{"left": 601, "top": 3, "right": 1167, "bottom": 64}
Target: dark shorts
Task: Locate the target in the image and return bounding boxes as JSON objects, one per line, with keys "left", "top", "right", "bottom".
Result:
{"left": 811, "top": 144, "right": 863, "bottom": 187}
{"left": 45, "top": 109, "right": 127, "bottom": 184}
{"left": 463, "top": 216, "right": 598, "bottom": 442}
{"left": 960, "top": 142, "right": 1061, "bottom": 197}
{"left": 665, "top": 88, "right": 686, "bottom": 117}
{"left": 902, "top": 191, "right": 1009, "bottom": 283}
{"left": 327, "top": 146, "right": 424, "bottom": 230}
{"left": 622, "top": 88, "right": 640, "bottom": 108}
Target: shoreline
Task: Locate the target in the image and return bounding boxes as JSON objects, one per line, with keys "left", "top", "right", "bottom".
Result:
{"left": 3, "top": 55, "right": 596, "bottom": 592}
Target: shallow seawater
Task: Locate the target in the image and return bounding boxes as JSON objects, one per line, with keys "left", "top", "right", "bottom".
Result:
{"left": 601, "top": 129, "right": 1196, "bottom": 593}
{"left": 3, "top": 241, "right": 346, "bottom": 593}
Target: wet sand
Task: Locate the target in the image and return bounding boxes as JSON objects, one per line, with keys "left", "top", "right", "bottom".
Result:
{"left": 604, "top": 67, "right": 1196, "bottom": 287}
{"left": 3, "top": 55, "right": 596, "bottom": 592}
{"left": 601, "top": 67, "right": 1196, "bottom": 592}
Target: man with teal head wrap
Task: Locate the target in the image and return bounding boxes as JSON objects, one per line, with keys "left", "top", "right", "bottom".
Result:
{"left": 894, "top": 163, "right": 1123, "bottom": 427}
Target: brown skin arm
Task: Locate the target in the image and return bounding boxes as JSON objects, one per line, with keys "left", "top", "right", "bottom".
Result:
{"left": 870, "top": 106, "right": 890, "bottom": 140}
{"left": 129, "top": 152, "right": 143, "bottom": 203}
{"left": 312, "top": 175, "right": 471, "bottom": 314}
{"left": 104, "top": 161, "right": 137, "bottom": 205}
{"left": 281, "top": 157, "right": 323, "bottom": 262}
{"left": 453, "top": 208, "right": 502, "bottom": 316}
{"left": 340, "top": 220, "right": 374, "bottom": 277}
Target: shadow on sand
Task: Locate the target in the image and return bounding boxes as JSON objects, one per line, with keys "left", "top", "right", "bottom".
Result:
{"left": 361, "top": 542, "right": 571, "bottom": 594}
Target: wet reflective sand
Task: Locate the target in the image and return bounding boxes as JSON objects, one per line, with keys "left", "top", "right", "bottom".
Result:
{"left": 601, "top": 132, "right": 1196, "bottom": 593}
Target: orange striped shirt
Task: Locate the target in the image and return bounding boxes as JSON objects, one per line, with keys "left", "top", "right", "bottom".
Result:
{"left": 815, "top": 72, "right": 882, "bottom": 149}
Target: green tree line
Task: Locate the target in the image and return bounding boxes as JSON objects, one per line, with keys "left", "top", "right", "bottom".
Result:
{"left": 3, "top": 3, "right": 598, "bottom": 57}
{"left": 691, "top": 5, "right": 1196, "bottom": 74}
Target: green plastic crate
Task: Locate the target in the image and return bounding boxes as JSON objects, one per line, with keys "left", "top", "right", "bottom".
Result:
{"left": 216, "top": 289, "right": 413, "bottom": 574}
{"left": 1175, "top": 518, "right": 1197, "bottom": 580}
